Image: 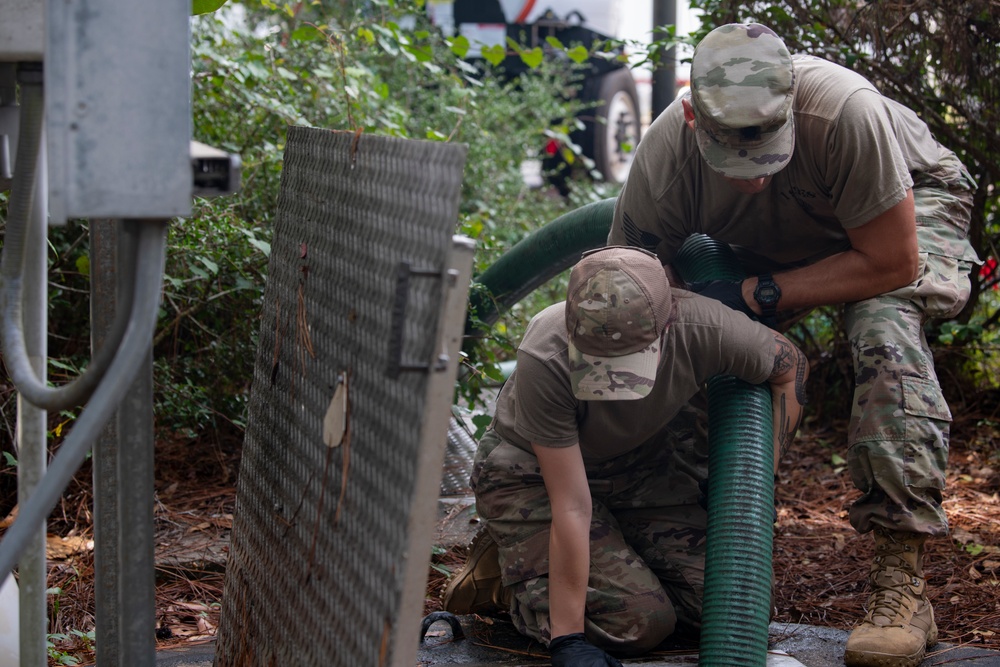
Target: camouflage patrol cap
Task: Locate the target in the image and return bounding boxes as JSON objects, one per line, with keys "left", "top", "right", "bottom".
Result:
{"left": 690, "top": 23, "right": 796, "bottom": 179}
{"left": 566, "top": 246, "right": 671, "bottom": 401}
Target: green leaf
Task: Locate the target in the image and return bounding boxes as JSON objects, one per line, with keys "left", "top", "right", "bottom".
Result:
{"left": 191, "top": 0, "right": 228, "bottom": 16}
{"left": 377, "top": 36, "right": 400, "bottom": 56}
{"left": 48, "top": 359, "right": 78, "bottom": 372}
{"left": 291, "top": 25, "right": 324, "bottom": 42}
{"left": 471, "top": 413, "right": 493, "bottom": 439}
{"left": 197, "top": 256, "right": 219, "bottom": 274}
{"left": 481, "top": 44, "right": 506, "bottom": 67}
{"left": 482, "top": 363, "right": 505, "bottom": 382}
{"left": 247, "top": 238, "right": 271, "bottom": 256}
{"left": 831, "top": 453, "right": 847, "bottom": 466}
{"left": 519, "top": 47, "right": 544, "bottom": 69}
{"left": 313, "top": 64, "right": 336, "bottom": 79}
{"left": 2, "top": 451, "right": 16, "bottom": 466}
{"left": 430, "top": 562, "right": 452, "bottom": 576}
{"left": 450, "top": 35, "right": 470, "bottom": 59}
{"left": 75, "top": 254, "right": 90, "bottom": 277}
{"left": 459, "top": 218, "right": 483, "bottom": 238}
{"left": 545, "top": 36, "right": 565, "bottom": 50}
{"left": 403, "top": 43, "right": 434, "bottom": 62}
{"left": 244, "top": 61, "right": 270, "bottom": 80}
{"left": 567, "top": 45, "right": 590, "bottom": 64}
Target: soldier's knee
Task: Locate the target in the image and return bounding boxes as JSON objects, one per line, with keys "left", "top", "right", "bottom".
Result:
{"left": 587, "top": 588, "right": 677, "bottom": 656}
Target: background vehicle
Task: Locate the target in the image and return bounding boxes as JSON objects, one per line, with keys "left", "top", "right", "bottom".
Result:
{"left": 426, "top": 0, "right": 645, "bottom": 187}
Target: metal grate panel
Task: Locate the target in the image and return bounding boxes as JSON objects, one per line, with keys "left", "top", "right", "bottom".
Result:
{"left": 215, "top": 127, "right": 470, "bottom": 666}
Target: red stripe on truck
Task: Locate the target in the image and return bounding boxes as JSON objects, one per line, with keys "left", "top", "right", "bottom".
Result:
{"left": 514, "top": 0, "right": 536, "bottom": 23}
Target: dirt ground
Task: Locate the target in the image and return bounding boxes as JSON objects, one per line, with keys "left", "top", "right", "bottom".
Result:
{"left": 10, "top": 400, "right": 1000, "bottom": 665}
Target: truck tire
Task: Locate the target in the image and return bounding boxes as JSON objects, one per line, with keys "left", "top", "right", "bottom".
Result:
{"left": 586, "top": 67, "right": 641, "bottom": 184}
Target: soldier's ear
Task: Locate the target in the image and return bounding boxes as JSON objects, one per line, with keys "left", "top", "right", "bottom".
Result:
{"left": 681, "top": 98, "right": 697, "bottom": 131}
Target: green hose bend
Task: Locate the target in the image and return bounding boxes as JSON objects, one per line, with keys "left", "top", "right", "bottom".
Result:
{"left": 467, "top": 197, "right": 615, "bottom": 333}
{"left": 674, "top": 234, "right": 774, "bottom": 667}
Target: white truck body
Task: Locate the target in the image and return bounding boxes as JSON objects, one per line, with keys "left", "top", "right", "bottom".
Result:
{"left": 427, "top": 0, "right": 624, "bottom": 57}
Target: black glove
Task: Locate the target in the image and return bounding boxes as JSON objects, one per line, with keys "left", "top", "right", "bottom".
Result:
{"left": 686, "top": 279, "right": 754, "bottom": 318}
{"left": 549, "top": 633, "right": 623, "bottom": 667}
{"left": 688, "top": 279, "right": 779, "bottom": 328}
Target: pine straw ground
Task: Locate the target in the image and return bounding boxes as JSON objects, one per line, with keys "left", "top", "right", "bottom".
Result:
{"left": 10, "top": 403, "right": 1000, "bottom": 665}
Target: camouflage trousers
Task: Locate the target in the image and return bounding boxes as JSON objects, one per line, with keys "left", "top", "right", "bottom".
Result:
{"left": 842, "top": 174, "right": 979, "bottom": 537}
{"left": 470, "top": 417, "right": 708, "bottom": 656}
{"left": 768, "top": 166, "right": 979, "bottom": 537}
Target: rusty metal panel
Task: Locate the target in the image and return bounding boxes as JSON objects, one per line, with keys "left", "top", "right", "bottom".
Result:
{"left": 216, "top": 127, "right": 470, "bottom": 667}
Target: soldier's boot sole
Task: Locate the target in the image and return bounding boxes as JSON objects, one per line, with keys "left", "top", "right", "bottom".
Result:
{"left": 844, "top": 614, "right": 937, "bottom": 667}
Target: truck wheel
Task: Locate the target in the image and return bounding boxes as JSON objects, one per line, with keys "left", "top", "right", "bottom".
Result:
{"left": 588, "top": 68, "right": 641, "bottom": 184}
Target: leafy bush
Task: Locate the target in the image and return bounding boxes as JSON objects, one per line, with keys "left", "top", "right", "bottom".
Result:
{"left": 0, "top": 0, "right": 614, "bottom": 466}
{"left": 178, "top": 1, "right": 611, "bottom": 434}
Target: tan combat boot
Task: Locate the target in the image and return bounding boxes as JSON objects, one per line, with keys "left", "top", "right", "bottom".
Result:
{"left": 844, "top": 527, "right": 938, "bottom": 667}
{"left": 442, "top": 529, "right": 511, "bottom": 615}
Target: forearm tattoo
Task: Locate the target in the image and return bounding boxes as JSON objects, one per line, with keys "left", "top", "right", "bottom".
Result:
{"left": 772, "top": 337, "right": 795, "bottom": 375}
{"left": 772, "top": 335, "right": 809, "bottom": 461}
{"left": 777, "top": 393, "right": 793, "bottom": 460}
{"left": 772, "top": 336, "right": 808, "bottom": 405}
{"left": 794, "top": 348, "right": 807, "bottom": 405}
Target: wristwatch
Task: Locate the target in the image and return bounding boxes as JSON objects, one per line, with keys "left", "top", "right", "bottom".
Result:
{"left": 753, "top": 273, "right": 782, "bottom": 320}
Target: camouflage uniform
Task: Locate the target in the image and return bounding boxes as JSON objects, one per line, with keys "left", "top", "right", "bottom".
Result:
{"left": 471, "top": 413, "right": 708, "bottom": 655}
{"left": 465, "top": 248, "right": 774, "bottom": 654}
{"left": 844, "top": 154, "right": 977, "bottom": 536}
{"left": 611, "top": 27, "right": 981, "bottom": 541}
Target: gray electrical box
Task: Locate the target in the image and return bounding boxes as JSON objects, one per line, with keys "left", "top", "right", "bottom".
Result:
{"left": 45, "top": 0, "right": 192, "bottom": 223}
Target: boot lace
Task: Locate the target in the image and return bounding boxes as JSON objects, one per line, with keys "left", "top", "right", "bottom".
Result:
{"left": 865, "top": 552, "right": 922, "bottom": 627}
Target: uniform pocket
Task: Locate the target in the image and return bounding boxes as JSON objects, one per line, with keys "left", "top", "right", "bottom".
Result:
{"left": 909, "top": 252, "right": 972, "bottom": 319}
{"left": 901, "top": 375, "right": 949, "bottom": 490}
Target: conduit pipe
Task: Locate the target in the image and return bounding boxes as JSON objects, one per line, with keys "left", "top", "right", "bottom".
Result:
{"left": 0, "top": 73, "right": 136, "bottom": 412}
{"left": 470, "top": 207, "right": 774, "bottom": 666}
{"left": 0, "top": 220, "right": 169, "bottom": 580}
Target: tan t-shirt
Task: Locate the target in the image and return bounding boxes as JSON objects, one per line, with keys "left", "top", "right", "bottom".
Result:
{"left": 490, "top": 291, "right": 775, "bottom": 463}
{"left": 610, "top": 55, "right": 955, "bottom": 270}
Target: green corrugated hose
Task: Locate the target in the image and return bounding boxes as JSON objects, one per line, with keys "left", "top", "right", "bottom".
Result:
{"left": 470, "top": 209, "right": 774, "bottom": 666}
{"left": 466, "top": 197, "right": 616, "bottom": 334}
{"left": 674, "top": 235, "right": 774, "bottom": 667}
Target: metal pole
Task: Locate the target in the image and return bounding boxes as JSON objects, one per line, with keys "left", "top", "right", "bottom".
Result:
{"left": 17, "top": 90, "right": 48, "bottom": 667}
{"left": 114, "top": 220, "right": 157, "bottom": 667}
{"left": 90, "top": 219, "right": 121, "bottom": 667}
{"left": 652, "top": 0, "right": 678, "bottom": 120}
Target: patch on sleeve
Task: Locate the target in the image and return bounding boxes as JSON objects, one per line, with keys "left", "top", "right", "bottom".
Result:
{"left": 622, "top": 212, "right": 662, "bottom": 252}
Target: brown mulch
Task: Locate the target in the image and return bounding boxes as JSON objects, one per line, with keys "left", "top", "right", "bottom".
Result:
{"left": 4, "top": 410, "right": 998, "bottom": 664}
{"left": 771, "top": 418, "right": 1000, "bottom": 649}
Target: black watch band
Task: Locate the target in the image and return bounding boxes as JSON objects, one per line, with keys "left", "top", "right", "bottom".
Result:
{"left": 753, "top": 273, "right": 781, "bottom": 319}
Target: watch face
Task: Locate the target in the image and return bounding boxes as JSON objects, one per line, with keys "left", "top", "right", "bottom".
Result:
{"left": 755, "top": 279, "right": 781, "bottom": 306}
{"left": 758, "top": 286, "right": 779, "bottom": 301}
